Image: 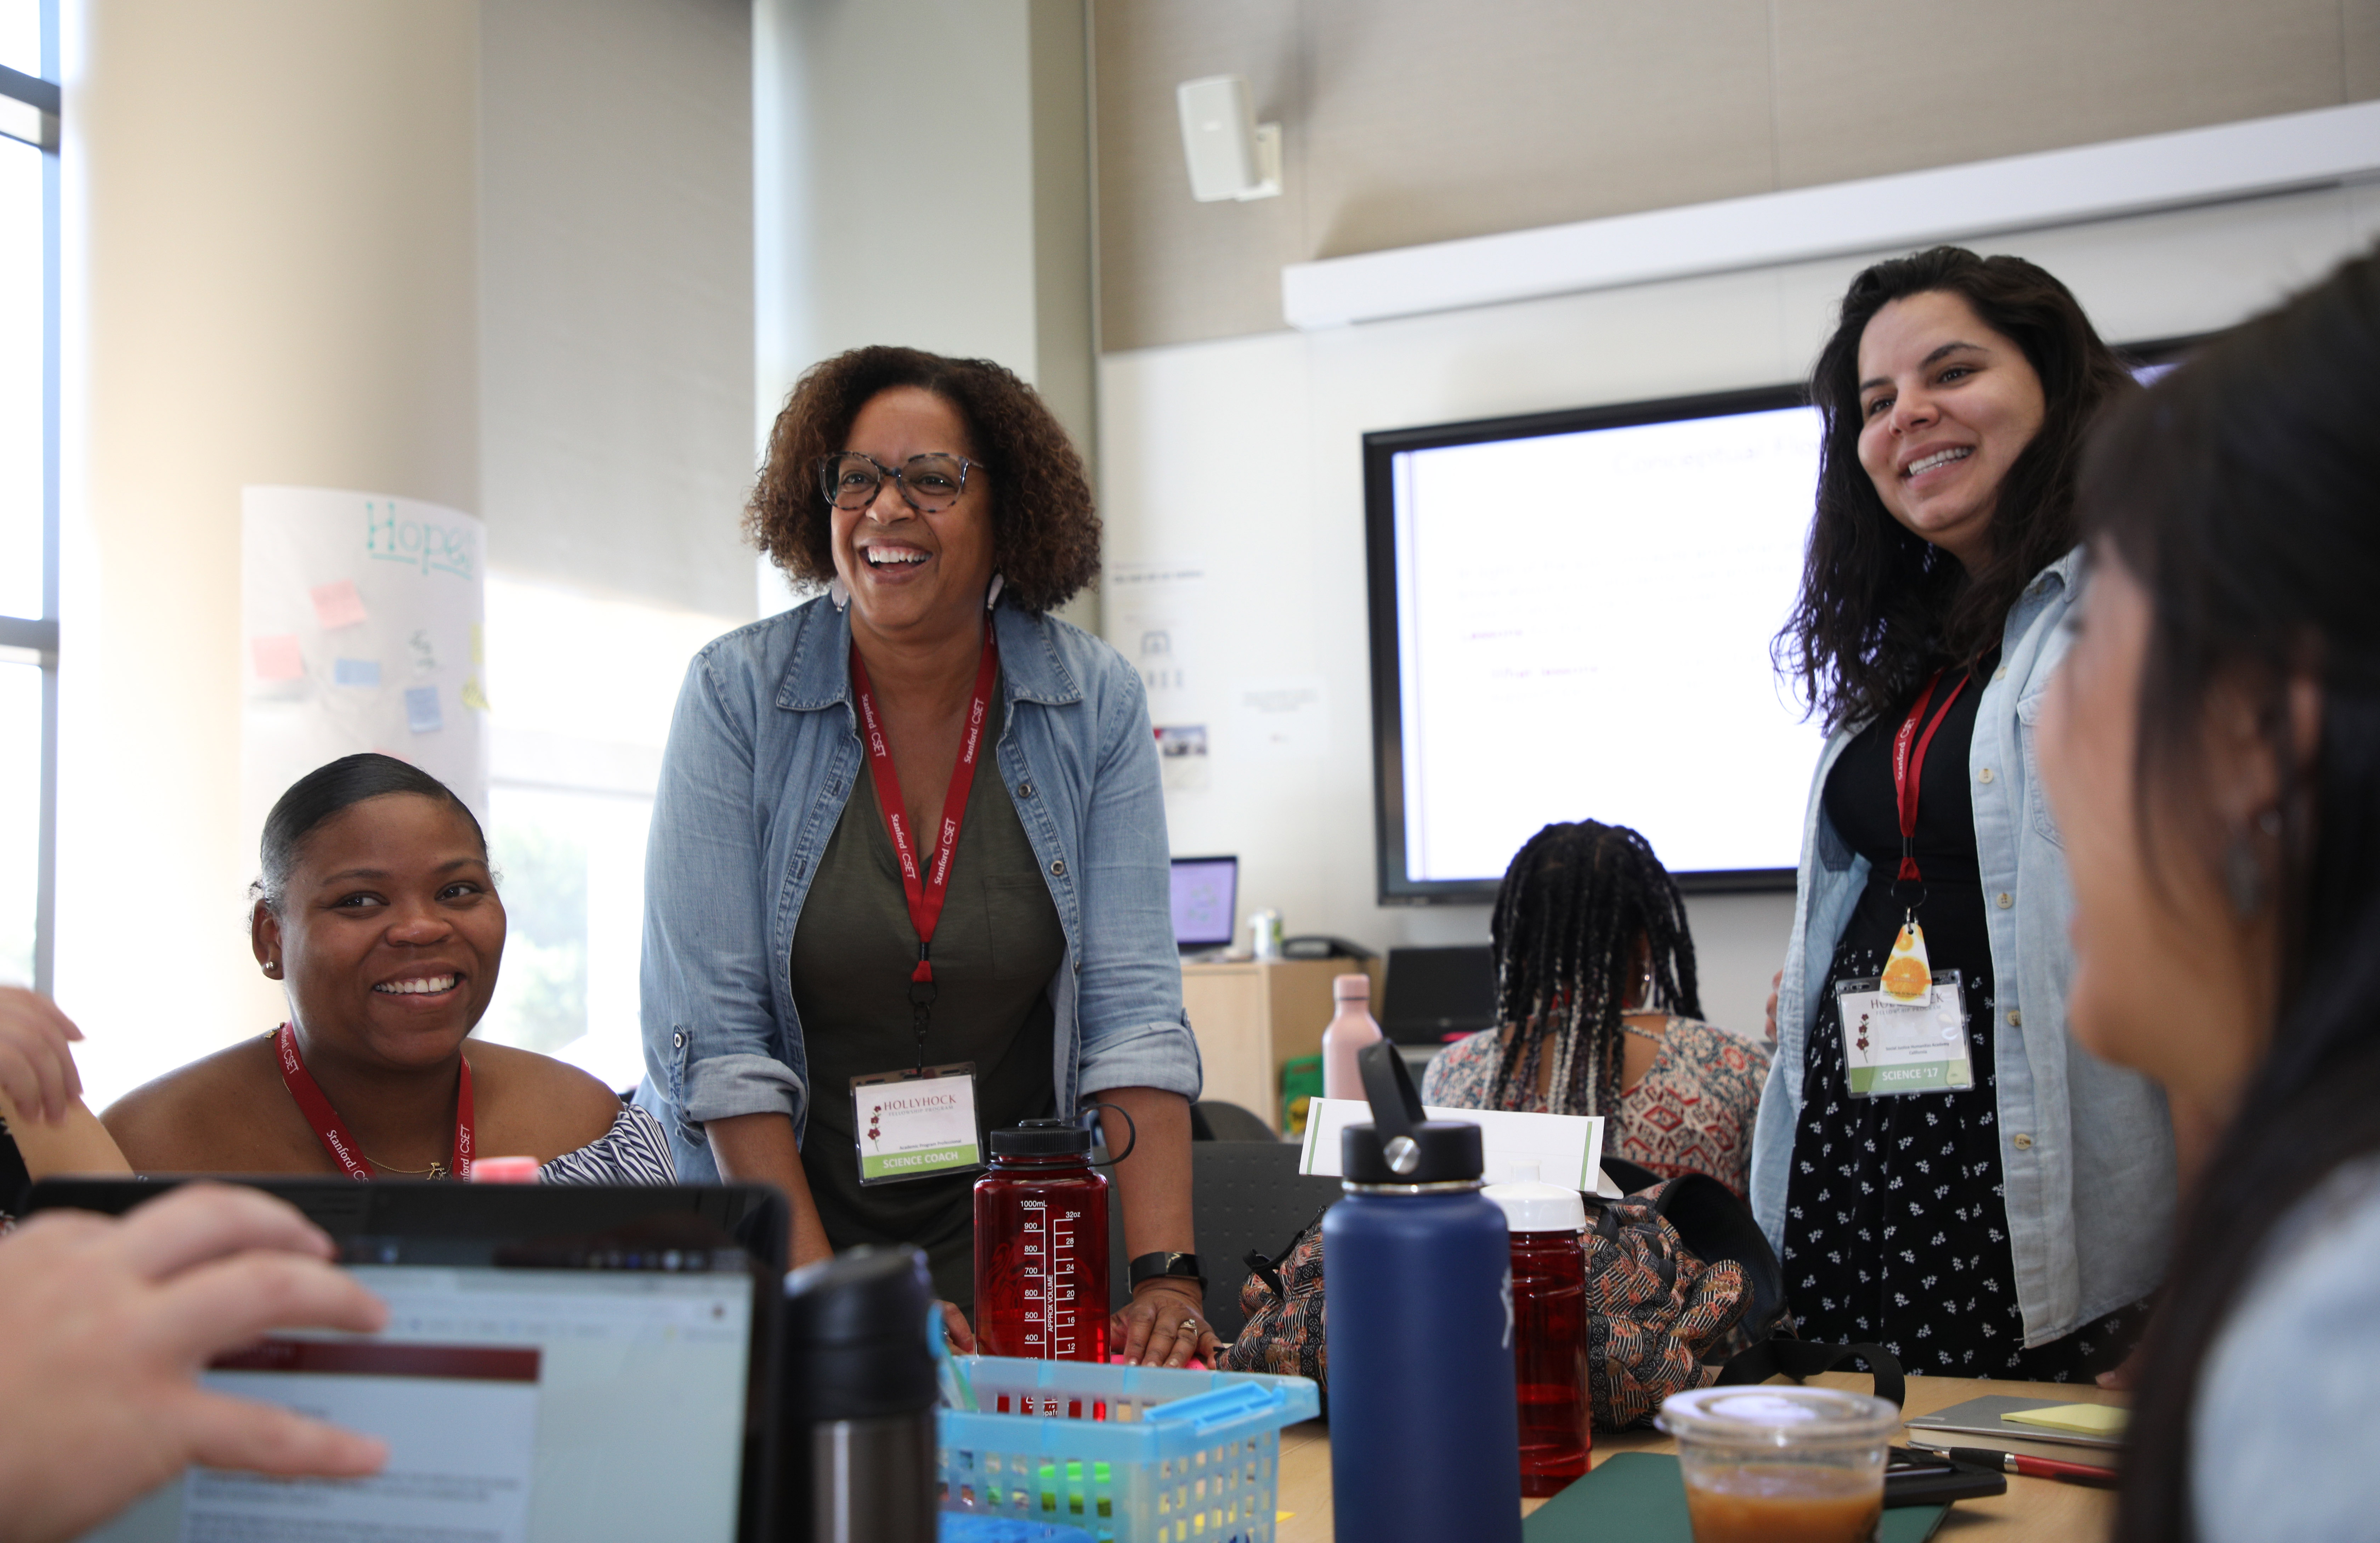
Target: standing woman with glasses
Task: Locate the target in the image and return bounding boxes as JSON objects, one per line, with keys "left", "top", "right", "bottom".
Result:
{"left": 636, "top": 347, "right": 1218, "bottom": 1367}
{"left": 1750, "top": 248, "right": 2176, "bottom": 1378}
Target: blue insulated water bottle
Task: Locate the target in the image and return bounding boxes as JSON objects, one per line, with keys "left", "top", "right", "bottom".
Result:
{"left": 1325, "top": 1040, "right": 1524, "bottom": 1543}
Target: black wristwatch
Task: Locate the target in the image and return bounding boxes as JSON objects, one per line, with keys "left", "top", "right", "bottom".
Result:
{"left": 1128, "top": 1251, "right": 1206, "bottom": 1292}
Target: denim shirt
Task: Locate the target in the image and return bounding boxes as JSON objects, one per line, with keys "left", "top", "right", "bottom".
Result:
{"left": 633, "top": 594, "right": 1201, "bottom": 1181}
{"left": 1748, "top": 548, "right": 2176, "bottom": 1347}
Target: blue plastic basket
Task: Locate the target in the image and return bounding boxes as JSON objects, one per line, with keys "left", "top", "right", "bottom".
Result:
{"left": 940, "top": 1516, "right": 1096, "bottom": 1543}
{"left": 937, "top": 1357, "right": 1321, "bottom": 1543}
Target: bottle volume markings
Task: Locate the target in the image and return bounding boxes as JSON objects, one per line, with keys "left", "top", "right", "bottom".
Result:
{"left": 1018, "top": 1201, "right": 1085, "bottom": 1361}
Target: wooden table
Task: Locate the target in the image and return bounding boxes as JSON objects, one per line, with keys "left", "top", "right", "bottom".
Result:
{"left": 1273, "top": 1374, "right": 2118, "bottom": 1540}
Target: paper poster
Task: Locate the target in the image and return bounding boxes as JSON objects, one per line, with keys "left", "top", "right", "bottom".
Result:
{"left": 243, "top": 488, "right": 489, "bottom": 851}
{"left": 1297, "top": 1097, "right": 1611, "bottom": 1194}
{"left": 1154, "top": 724, "right": 1209, "bottom": 792}
{"left": 1232, "top": 675, "right": 1332, "bottom": 761}
{"left": 1106, "top": 560, "right": 1206, "bottom": 722}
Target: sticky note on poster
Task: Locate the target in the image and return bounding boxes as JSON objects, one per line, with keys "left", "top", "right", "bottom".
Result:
{"left": 250, "top": 635, "right": 303, "bottom": 682}
{"left": 333, "top": 658, "right": 381, "bottom": 688}
{"left": 310, "top": 579, "right": 369, "bottom": 630}
{"left": 1298, "top": 1097, "right": 1610, "bottom": 1193}
{"left": 405, "top": 686, "right": 443, "bottom": 734}
{"left": 459, "top": 677, "right": 489, "bottom": 712}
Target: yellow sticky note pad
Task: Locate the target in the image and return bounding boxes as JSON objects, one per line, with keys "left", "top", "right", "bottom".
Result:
{"left": 2003, "top": 1402, "right": 2129, "bottom": 1436}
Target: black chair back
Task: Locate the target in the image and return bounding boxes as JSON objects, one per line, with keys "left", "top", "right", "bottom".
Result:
{"left": 1190, "top": 1141, "right": 1343, "bottom": 1339}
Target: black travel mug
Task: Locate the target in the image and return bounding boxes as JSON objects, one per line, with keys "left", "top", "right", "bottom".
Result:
{"left": 775, "top": 1244, "right": 939, "bottom": 1543}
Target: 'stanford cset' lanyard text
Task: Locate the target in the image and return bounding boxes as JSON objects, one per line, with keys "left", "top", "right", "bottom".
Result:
{"left": 275, "top": 1020, "right": 475, "bottom": 1181}
{"left": 851, "top": 625, "right": 1001, "bottom": 1071}
{"left": 1892, "top": 668, "right": 1970, "bottom": 884}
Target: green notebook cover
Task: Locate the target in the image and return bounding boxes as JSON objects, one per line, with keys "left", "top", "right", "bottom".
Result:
{"left": 1523, "top": 1452, "right": 1947, "bottom": 1542}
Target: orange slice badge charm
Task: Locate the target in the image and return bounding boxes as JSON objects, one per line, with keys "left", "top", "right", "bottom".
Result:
{"left": 1880, "top": 921, "right": 1933, "bottom": 1004}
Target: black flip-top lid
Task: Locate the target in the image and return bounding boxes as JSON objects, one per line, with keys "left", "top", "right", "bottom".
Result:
{"left": 781, "top": 1244, "right": 935, "bottom": 1420}
{"left": 989, "top": 1116, "right": 1093, "bottom": 1156}
{"left": 1340, "top": 1039, "right": 1483, "bottom": 1184}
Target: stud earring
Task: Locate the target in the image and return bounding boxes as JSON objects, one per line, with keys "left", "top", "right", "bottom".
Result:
{"left": 261, "top": 961, "right": 281, "bottom": 979}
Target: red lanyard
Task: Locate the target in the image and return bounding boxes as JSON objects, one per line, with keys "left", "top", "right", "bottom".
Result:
{"left": 1891, "top": 668, "right": 1970, "bottom": 882}
{"left": 275, "top": 1021, "right": 474, "bottom": 1181}
{"left": 850, "top": 626, "right": 1001, "bottom": 1061}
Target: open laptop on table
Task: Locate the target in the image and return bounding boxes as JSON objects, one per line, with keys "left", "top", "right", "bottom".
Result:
{"left": 31, "top": 1178, "right": 786, "bottom": 1543}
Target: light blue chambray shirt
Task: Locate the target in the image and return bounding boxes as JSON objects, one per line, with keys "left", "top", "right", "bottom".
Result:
{"left": 1749, "top": 547, "right": 2177, "bottom": 1348}
{"left": 632, "top": 594, "right": 1201, "bottom": 1181}
{"left": 2194, "top": 1154, "right": 2380, "bottom": 1540}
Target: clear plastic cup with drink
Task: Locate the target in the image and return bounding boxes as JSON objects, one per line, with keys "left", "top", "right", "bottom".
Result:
{"left": 1655, "top": 1385, "right": 1900, "bottom": 1543}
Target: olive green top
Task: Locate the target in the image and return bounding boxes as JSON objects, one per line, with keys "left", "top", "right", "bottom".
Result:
{"left": 790, "top": 682, "right": 1068, "bottom": 1309}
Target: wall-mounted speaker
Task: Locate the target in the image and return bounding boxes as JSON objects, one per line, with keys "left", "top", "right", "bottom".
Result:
{"left": 1176, "top": 75, "right": 1282, "bottom": 203}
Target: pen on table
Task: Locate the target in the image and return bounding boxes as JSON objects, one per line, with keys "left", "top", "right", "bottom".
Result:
{"left": 1940, "top": 1445, "right": 2120, "bottom": 1488}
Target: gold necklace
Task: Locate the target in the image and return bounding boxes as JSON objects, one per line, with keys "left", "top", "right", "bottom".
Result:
{"left": 360, "top": 1152, "right": 452, "bottom": 1180}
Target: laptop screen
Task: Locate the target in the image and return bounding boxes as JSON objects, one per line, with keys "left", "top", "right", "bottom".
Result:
{"left": 1170, "top": 856, "right": 1238, "bottom": 949}
{"left": 47, "top": 1182, "right": 780, "bottom": 1543}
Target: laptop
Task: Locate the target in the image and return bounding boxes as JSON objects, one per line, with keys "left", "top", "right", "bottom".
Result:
{"left": 1381, "top": 944, "right": 1500, "bottom": 1045}
{"left": 1170, "top": 855, "right": 1238, "bottom": 955}
{"left": 35, "top": 1178, "right": 787, "bottom": 1543}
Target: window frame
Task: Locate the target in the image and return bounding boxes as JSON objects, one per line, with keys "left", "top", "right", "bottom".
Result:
{"left": 1, "top": 0, "right": 59, "bottom": 992}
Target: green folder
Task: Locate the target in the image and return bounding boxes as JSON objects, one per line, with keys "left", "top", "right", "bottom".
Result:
{"left": 1523, "top": 1452, "right": 1947, "bottom": 1542}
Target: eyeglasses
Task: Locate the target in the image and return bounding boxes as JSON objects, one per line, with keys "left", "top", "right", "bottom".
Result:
{"left": 817, "top": 452, "right": 977, "bottom": 514}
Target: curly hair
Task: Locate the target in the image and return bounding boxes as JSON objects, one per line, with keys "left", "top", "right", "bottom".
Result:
{"left": 1776, "top": 247, "right": 2138, "bottom": 731}
{"left": 1489, "top": 821, "right": 1702, "bottom": 1118}
{"left": 747, "top": 346, "right": 1100, "bottom": 615}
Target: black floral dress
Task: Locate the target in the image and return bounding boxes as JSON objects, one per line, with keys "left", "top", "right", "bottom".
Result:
{"left": 1780, "top": 659, "right": 2147, "bottom": 1379}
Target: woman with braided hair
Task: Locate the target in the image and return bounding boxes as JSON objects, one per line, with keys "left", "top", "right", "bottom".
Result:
{"left": 1420, "top": 821, "right": 1770, "bottom": 1195}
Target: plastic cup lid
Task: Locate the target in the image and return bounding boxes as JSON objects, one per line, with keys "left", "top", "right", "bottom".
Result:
{"left": 1655, "top": 1386, "right": 1901, "bottom": 1446}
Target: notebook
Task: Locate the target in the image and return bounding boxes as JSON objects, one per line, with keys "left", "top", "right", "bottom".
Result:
{"left": 1904, "top": 1393, "right": 2127, "bottom": 1452}
{"left": 1522, "top": 1452, "right": 1948, "bottom": 1542}
{"left": 32, "top": 1178, "right": 787, "bottom": 1543}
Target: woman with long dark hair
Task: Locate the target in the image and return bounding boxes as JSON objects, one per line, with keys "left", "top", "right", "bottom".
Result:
{"left": 2043, "top": 249, "right": 2380, "bottom": 1539}
{"left": 1749, "top": 247, "right": 2175, "bottom": 1377}
{"left": 1421, "top": 821, "right": 1770, "bottom": 1195}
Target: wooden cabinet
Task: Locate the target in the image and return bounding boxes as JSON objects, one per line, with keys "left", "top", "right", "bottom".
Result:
{"left": 1180, "top": 957, "right": 1386, "bottom": 1133}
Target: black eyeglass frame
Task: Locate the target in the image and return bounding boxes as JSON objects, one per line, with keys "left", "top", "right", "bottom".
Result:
{"left": 816, "top": 452, "right": 980, "bottom": 514}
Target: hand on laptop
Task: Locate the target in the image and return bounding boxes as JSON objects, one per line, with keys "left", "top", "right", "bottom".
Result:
{"left": 0, "top": 1182, "right": 392, "bottom": 1543}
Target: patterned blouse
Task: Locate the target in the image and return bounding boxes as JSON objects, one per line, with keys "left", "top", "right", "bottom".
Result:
{"left": 540, "top": 1105, "right": 679, "bottom": 1185}
{"left": 1420, "top": 1016, "right": 1771, "bottom": 1196}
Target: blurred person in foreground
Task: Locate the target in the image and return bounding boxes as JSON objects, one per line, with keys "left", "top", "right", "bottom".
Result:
{"left": 0, "top": 986, "right": 130, "bottom": 1220}
{"left": 2041, "top": 248, "right": 2380, "bottom": 1541}
{"left": 0, "top": 1182, "right": 388, "bottom": 1543}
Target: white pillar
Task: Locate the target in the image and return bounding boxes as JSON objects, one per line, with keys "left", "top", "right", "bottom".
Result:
{"left": 60, "top": 0, "right": 481, "bottom": 1104}
{"left": 754, "top": 0, "right": 1096, "bottom": 627}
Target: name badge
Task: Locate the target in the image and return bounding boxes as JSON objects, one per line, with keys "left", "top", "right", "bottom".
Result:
{"left": 1836, "top": 969, "right": 1974, "bottom": 1098}
{"left": 851, "top": 1062, "right": 983, "bottom": 1185}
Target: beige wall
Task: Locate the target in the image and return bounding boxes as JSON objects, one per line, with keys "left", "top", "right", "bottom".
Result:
{"left": 62, "top": 0, "right": 483, "bottom": 1097}
{"left": 1095, "top": 0, "right": 2380, "bottom": 350}
{"left": 480, "top": 0, "right": 755, "bottom": 618}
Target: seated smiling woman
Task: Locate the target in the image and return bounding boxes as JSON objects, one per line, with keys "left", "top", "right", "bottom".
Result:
{"left": 104, "top": 755, "right": 674, "bottom": 1182}
{"left": 2041, "top": 250, "right": 2380, "bottom": 1543}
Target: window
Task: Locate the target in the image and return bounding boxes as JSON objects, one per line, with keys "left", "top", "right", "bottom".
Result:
{"left": 474, "top": 578, "right": 746, "bottom": 1092}
{"left": 0, "top": 0, "right": 58, "bottom": 991}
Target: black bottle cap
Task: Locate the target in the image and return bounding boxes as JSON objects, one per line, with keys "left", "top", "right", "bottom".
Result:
{"left": 988, "top": 1116, "right": 1093, "bottom": 1156}
{"left": 1339, "top": 1039, "right": 1484, "bottom": 1184}
{"left": 781, "top": 1244, "right": 936, "bottom": 1420}
{"left": 1340, "top": 1119, "right": 1485, "bottom": 1184}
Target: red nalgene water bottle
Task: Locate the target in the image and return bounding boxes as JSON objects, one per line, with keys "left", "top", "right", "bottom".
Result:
{"left": 1483, "top": 1161, "right": 1591, "bottom": 1496}
{"left": 973, "top": 1118, "right": 1110, "bottom": 1363}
